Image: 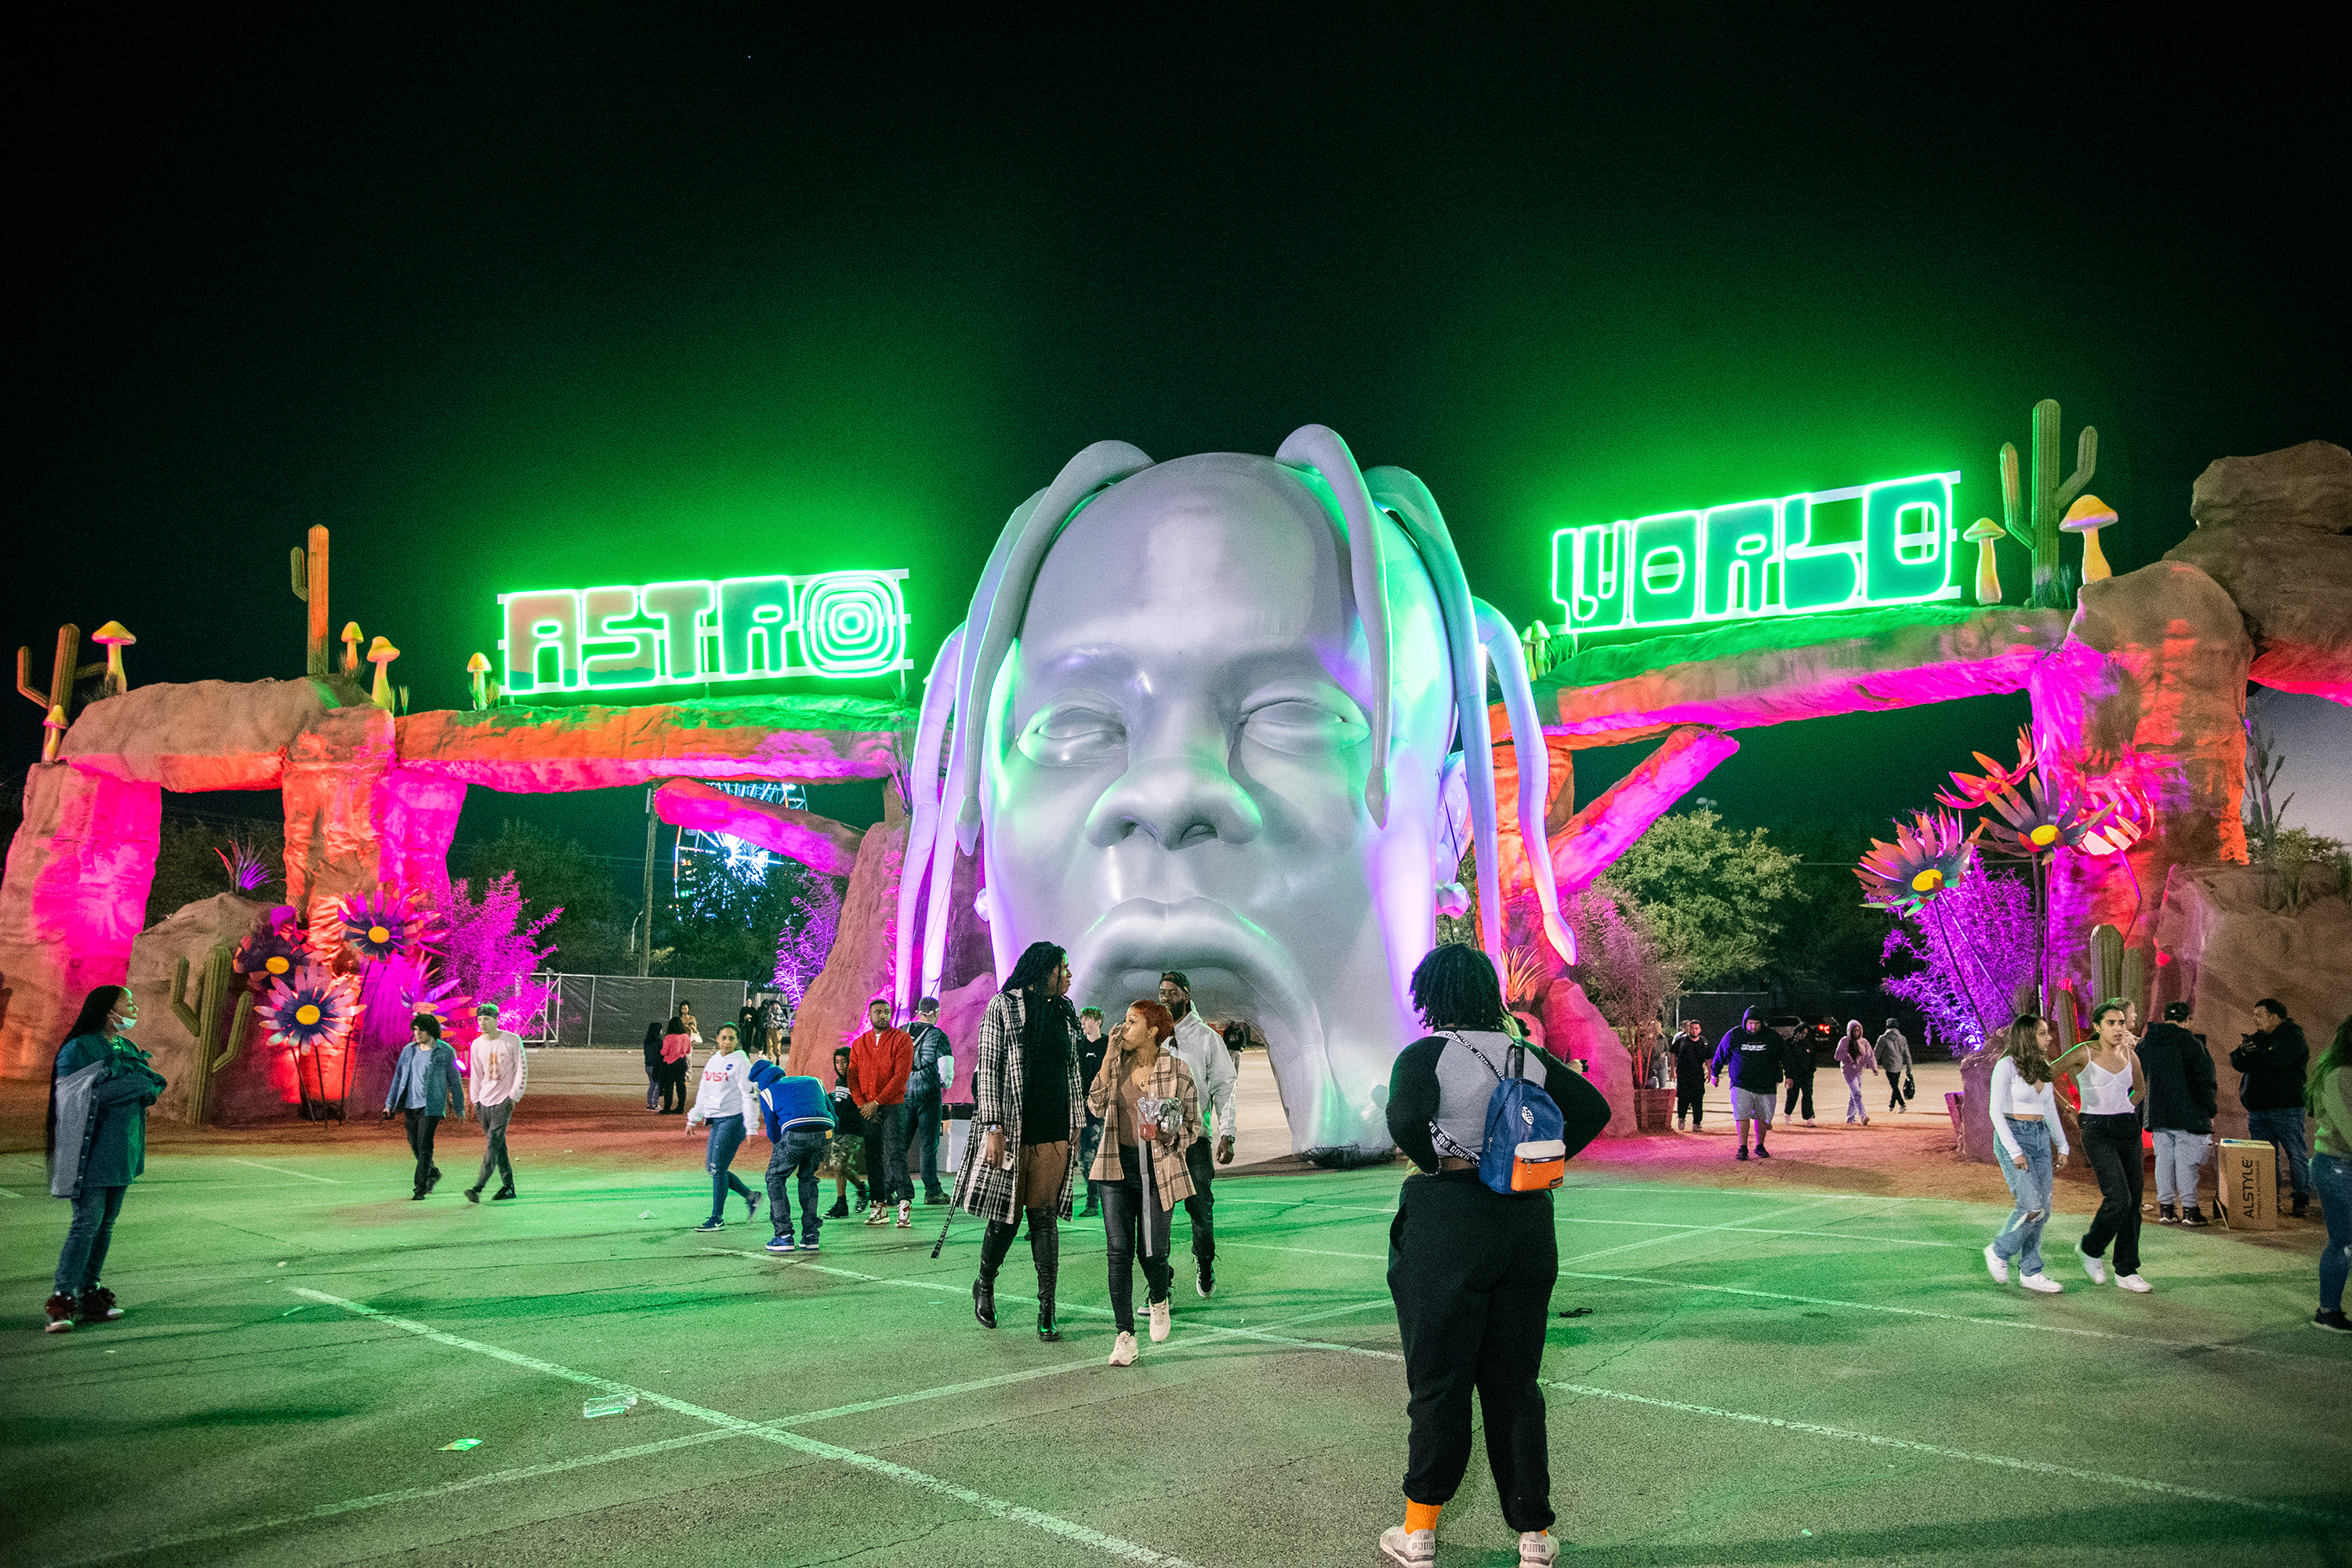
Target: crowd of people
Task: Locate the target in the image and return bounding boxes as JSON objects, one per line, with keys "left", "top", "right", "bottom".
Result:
{"left": 37, "top": 967, "right": 2352, "bottom": 1564}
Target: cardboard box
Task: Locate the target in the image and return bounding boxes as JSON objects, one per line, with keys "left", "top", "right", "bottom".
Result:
{"left": 2213, "top": 1138, "right": 2278, "bottom": 1231}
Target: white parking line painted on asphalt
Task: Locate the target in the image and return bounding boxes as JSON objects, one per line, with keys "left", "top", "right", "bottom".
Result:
{"left": 223, "top": 1158, "right": 343, "bottom": 1184}
{"left": 284, "top": 1287, "right": 1205, "bottom": 1566}
{"left": 1559, "top": 1195, "right": 1884, "bottom": 1266}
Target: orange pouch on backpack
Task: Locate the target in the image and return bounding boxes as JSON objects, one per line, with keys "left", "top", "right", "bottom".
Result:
{"left": 1512, "top": 1140, "right": 1566, "bottom": 1191}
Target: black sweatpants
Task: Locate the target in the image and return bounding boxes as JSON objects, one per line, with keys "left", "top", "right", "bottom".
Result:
{"left": 404, "top": 1110, "right": 442, "bottom": 1196}
{"left": 1387, "top": 1170, "right": 1556, "bottom": 1534}
{"left": 1182, "top": 1135, "right": 1216, "bottom": 1265}
{"left": 1675, "top": 1077, "right": 1705, "bottom": 1125}
{"left": 2079, "top": 1112, "right": 2143, "bottom": 1277}
{"left": 1783, "top": 1074, "right": 1815, "bottom": 1120}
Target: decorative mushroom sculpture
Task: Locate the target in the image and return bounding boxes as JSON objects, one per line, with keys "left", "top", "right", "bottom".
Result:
{"left": 365, "top": 636, "right": 400, "bottom": 710}
{"left": 1964, "top": 517, "right": 2006, "bottom": 604}
{"left": 466, "top": 652, "right": 492, "bottom": 710}
{"left": 42, "top": 702, "right": 67, "bottom": 761}
{"left": 89, "top": 621, "right": 135, "bottom": 696}
{"left": 340, "top": 622, "right": 365, "bottom": 676}
{"left": 2061, "top": 493, "right": 2118, "bottom": 583}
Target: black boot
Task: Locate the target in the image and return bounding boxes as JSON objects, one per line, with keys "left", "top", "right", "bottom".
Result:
{"left": 973, "top": 1218, "right": 1018, "bottom": 1329}
{"left": 1029, "top": 1206, "right": 1061, "bottom": 1341}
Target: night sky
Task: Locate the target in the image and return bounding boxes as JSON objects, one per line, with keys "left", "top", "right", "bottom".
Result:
{"left": 13, "top": 13, "right": 2347, "bottom": 870}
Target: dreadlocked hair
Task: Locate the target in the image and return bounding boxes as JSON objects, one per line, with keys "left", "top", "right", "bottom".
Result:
{"left": 1410, "top": 943, "right": 1511, "bottom": 1033}
{"left": 1002, "top": 940, "right": 1067, "bottom": 995}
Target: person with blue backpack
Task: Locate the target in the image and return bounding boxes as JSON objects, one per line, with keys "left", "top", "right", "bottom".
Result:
{"left": 1378, "top": 944, "right": 1611, "bottom": 1568}
{"left": 748, "top": 1039, "right": 836, "bottom": 1254}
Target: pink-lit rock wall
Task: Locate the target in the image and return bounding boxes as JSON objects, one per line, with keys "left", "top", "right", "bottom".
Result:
{"left": 394, "top": 695, "right": 907, "bottom": 789}
{"left": 787, "top": 816, "right": 909, "bottom": 1080}
{"left": 1541, "top": 978, "right": 1635, "bottom": 1138}
{"left": 0, "top": 764, "right": 162, "bottom": 1077}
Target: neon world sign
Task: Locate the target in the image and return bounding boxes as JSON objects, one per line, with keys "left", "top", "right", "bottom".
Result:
{"left": 498, "top": 571, "right": 912, "bottom": 696}
{"left": 1549, "top": 471, "right": 1962, "bottom": 635}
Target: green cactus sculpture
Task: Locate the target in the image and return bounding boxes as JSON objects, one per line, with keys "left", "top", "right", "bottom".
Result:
{"left": 15, "top": 623, "right": 107, "bottom": 739}
{"left": 2090, "top": 923, "right": 2123, "bottom": 1004}
{"left": 1999, "top": 398, "right": 2098, "bottom": 612}
{"left": 2120, "top": 946, "right": 2147, "bottom": 1020}
{"left": 290, "top": 524, "right": 331, "bottom": 677}
{"left": 172, "top": 942, "right": 256, "bottom": 1127}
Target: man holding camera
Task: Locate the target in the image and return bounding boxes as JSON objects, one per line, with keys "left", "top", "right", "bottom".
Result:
{"left": 2234, "top": 998, "right": 2313, "bottom": 1218}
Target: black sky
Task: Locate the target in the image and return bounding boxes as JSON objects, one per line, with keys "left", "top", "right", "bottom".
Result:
{"left": 11, "top": 11, "right": 2347, "bottom": 866}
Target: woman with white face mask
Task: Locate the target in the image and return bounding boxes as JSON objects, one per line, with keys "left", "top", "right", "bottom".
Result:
{"left": 44, "top": 986, "right": 166, "bottom": 1334}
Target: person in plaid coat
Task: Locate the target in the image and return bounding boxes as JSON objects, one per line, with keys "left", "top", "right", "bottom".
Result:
{"left": 953, "top": 941, "right": 1087, "bottom": 1340}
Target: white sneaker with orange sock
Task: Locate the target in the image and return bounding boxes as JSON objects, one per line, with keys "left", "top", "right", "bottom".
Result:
{"left": 1519, "top": 1529, "right": 1559, "bottom": 1565}
{"left": 1377, "top": 1526, "right": 1434, "bottom": 1566}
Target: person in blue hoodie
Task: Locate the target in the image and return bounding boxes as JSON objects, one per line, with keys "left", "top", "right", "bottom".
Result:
{"left": 750, "top": 1039, "right": 837, "bottom": 1254}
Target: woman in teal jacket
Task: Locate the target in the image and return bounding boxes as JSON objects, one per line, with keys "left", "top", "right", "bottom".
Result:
{"left": 45, "top": 985, "right": 166, "bottom": 1334}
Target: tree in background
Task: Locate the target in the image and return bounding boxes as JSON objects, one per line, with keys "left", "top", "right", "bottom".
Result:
{"left": 1563, "top": 878, "right": 1682, "bottom": 1040}
{"left": 1752, "top": 815, "right": 1897, "bottom": 989}
{"left": 1880, "top": 868, "right": 2038, "bottom": 1052}
{"left": 771, "top": 865, "right": 842, "bottom": 1008}
{"left": 1606, "top": 808, "right": 1802, "bottom": 988}
{"left": 665, "top": 850, "right": 844, "bottom": 985}
{"left": 457, "top": 820, "right": 634, "bottom": 975}
{"left": 438, "top": 871, "right": 557, "bottom": 1027}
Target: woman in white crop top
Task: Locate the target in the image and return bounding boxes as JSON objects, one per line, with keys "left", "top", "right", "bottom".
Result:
{"left": 1985, "top": 1015, "right": 2071, "bottom": 1294}
{"left": 2053, "top": 1000, "right": 2154, "bottom": 1293}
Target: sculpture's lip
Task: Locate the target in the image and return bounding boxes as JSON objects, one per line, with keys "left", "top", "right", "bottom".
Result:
{"left": 1069, "top": 896, "right": 1321, "bottom": 1046}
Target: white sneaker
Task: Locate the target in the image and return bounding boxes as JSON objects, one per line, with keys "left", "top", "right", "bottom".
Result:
{"left": 895, "top": 1200, "right": 911, "bottom": 1229}
{"left": 1149, "top": 1299, "right": 1171, "bottom": 1342}
{"left": 1377, "top": 1526, "right": 1435, "bottom": 1566}
{"left": 2019, "top": 1272, "right": 2063, "bottom": 1294}
{"left": 1519, "top": 1530, "right": 1561, "bottom": 1566}
{"left": 1983, "top": 1244, "right": 2009, "bottom": 1285}
{"left": 863, "top": 1203, "right": 886, "bottom": 1226}
{"left": 2115, "top": 1272, "right": 2152, "bottom": 1293}
{"left": 2076, "top": 1244, "right": 2107, "bottom": 1285}
{"left": 1107, "top": 1330, "right": 1138, "bottom": 1367}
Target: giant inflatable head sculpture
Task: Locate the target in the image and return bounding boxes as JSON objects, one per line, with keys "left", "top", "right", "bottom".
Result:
{"left": 895, "top": 426, "right": 1570, "bottom": 1161}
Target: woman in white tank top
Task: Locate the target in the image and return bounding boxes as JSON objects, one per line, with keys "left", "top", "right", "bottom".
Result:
{"left": 2055, "top": 1000, "right": 2154, "bottom": 1293}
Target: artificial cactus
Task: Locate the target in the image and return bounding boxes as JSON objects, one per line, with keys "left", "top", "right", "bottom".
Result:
{"left": 1999, "top": 398, "right": 2097, "bottom": 612}
{"left": 2120, "top": 946, "right": 2147, "bottom": 1021}
{"left": 172, "top": 941, "right": 257, "bottom": 1127}
{"left": 2090, "top": 923, "right": 2123, "bottom": 1004}
{"left": 16, "top": 623, "right": 107, "bottom": 739}
{"left": 290, "top": 525, "right": 331, "bottom": 676}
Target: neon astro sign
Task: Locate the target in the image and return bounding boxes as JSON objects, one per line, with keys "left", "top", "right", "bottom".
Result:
{"left": 1549, "top": 471, "right": 1962, "bottom": 635}
{"left": 498, "top": 571, "right": 912, "bottom": 696}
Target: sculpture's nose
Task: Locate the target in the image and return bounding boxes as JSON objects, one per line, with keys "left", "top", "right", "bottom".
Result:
{"left": 1083, "top": 733, "right": 1262, "bottom": 850}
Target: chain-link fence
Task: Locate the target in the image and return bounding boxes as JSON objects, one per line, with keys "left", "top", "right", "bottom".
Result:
{"left": 517, "top": 975, "right": 751, "bottom": 1047}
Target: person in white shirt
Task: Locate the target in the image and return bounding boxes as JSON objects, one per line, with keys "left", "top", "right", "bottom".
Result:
{"left": 1158, "top": 971, "right": 1240, "bottom": 1300}
{"left": 464, "top": 1001, "right": 528, "bottom": 1203}
{"left": 685, "top": 1024, "right": 760, "bottom": 1233}
{"left": 1984, "top": 1014, "right": 2071, "bottom": 1294}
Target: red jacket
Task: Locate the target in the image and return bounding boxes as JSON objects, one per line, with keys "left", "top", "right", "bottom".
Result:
{"left": 848, "top": 1028, "right": 913, "bottom": 1109}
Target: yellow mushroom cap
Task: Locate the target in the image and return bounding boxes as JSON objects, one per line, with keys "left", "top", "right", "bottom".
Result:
{"left": 43, "top": 702, "right": 68, "bottom": 728}
{"left": 91, "top": 620, "right": 136, "bottom": 645}
{"left": 366, "top": 636, "right": 399, "bottom": 662}
{"left": 1963, "top": 517, "right": 2005, "bottom": 543}
{"left": 341, "top": 622, "right": 364, "bottom": 641}
{"left": 466, "top": 652, "right": 492, "bottom": 673}
{"left": 2060, "top": 494, "right": 2118, "bottom": 532}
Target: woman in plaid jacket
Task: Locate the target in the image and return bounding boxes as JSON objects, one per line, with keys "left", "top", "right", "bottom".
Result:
{"left": 953, "top": 941, "right": 1087, "bottom": 1340}
{"left": 1086, "top": 998, "right": 1200, "bottom": 1367}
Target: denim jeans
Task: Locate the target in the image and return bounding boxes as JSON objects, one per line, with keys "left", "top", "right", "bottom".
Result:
{"left": 1991, "top": 1120, "right": 2056, "bottom": 1276}
{"left": 2314, "top": 1152, "right": 2350, "bottom": 1313}
{"left": 53, "top": 1184, "right": 127, "bottom": 1294}
{"left": 705, "top": 1118, "right": 753, "bottom": 1222}
{"left": 2247, "top": 1108, "right": 2313, "bottom": 1203}
{"left": 905, "top": 1087, "right": 944, "bottom": 1196}
{"left": 766, "top": 1127, "right": 828, "bottom": 1242}
{"left": 2151, "top": 1127, "right": 2210, "bottom": 1207}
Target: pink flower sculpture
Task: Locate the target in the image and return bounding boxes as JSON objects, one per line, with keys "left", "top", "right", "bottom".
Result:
{"left": 332, "top": 888, "right": 448, "bottom": 965}
{"left": 1934, "top": 724, "right": 2123, "bottom": 856}
{"left": 1856, "top": 811, "right": 1979, "bottom": 910}
{"left": 257, "top": 964, "right": 364, "bottom": 1051}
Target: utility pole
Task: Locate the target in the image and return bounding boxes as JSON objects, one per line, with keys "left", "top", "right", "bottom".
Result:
{"left": 639, "top": 786, "right": 657, "bottom": 978}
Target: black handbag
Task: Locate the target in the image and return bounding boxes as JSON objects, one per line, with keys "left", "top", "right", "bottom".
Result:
{"left": 1902, "top": 1072, "right": 1917, "bottom": 1100}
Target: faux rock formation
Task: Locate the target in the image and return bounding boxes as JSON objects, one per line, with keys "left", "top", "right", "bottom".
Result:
{"left": 2187, "top": 439, "right": 2351, "bottom": 534}
{"left": 1549, "top": 726, "right": 1740, "bottom": 897}
{"left": 786, "top": 818, "right": 908, "bottom": 1079}
{"left": 2167, "top": 441, "right": 2350, "bottom": 703}
{"left": 654, "top": 779, "right": 866, "bottom": 878}
{"left": 60, "top": 677, "right": 335, "bottom": 789}
{"left": 0, "top": 765, "right": 160, "bottom": 1076}
{"left": 125, "top": 893, "right": 273, "bottom": 1123}
{"left": 1541, "top": 977, "right": 1635, "bottom": 1138}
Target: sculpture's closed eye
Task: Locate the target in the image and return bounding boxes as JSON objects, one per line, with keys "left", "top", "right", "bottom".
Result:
{"left": 1019, "top": 703, "right": 1126, "bottom": 765}
{"left": 1240, "top": 698, "right": 1367, "bottom": 757}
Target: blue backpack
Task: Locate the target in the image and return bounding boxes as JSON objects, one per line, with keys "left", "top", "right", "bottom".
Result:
{"left": 1465, "top": 1035, "right": 1569, "bottom": 1195}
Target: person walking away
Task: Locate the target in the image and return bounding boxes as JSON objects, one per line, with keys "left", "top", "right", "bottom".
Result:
{"left": 1377, "top": 943, "right": 1611, "bottom": 1568}
{"left": 1670, "top": 1020, "right": 1709, "bottom": 1131}
{"left": 2233, "top": 999, "right": 2313, "bottom": 1218}
{"left": 2061, "top": 1000, "right": 2152, "bottom": 1291}
{"left": 383, "top": 1015, "right": 463, "bottom": 1199}
{"left": 641, "top": 1021, "right": 666, "bottom": 1112}
{"left": 1711, "top": 1007, "right": 1784, "bottom": 1160}
{"left": 749, "top": 1043, "right": 835, "bottom": 1254}
{"left": 44, "top": 986, "right": 166, "bottom": 1333}
{"left": 2304, "top": 1017, "right": 2350, "bottom": 1332}
{"left": 848, "top": 999, "right": 915, "bottom": 1227}
{"left": 1777, "top": 1014, "right": 1819, "bottom": 1125}
{"left": 1076, "top": 1007, "right": 1109, "bottom": 1217}
{"left": 760, "top": 990, "right": 790, "bottom": 1057}
{"left": 958, "top": 942, "right": 1089, "bottom": 1340}
{"left": 1877, "top": 1018, "right": 1915, "bottom": 1112}
{"left": 1085, "top": 998, "right": 1200, "bottom": 1365}
{"left": 2139, "top": 1000, "right": 2218, "bottom": 1225}
{"left": 1835, "top": 1022, "right": 1877, "bottom": 1125}
{"left": 685, "top": 1024, "right": 760, "bottom": 1232}
{"left": 1984, "top": 1014, "right": 2071, "bottom": 1294}
{"left": 1158, "top": 971, "right": 1241, "bottom": 1298}
{"left": 906, "top": 996, "right": 953, "bottom": 1205}
{"left": 659, "top": 1007, "right": 701, "bottom": 1114}
{"left": 465, "top": 1001, "right": 527, "bottom": 1202}
{"left": 822, "top": 1045, "right": 869, "bottom": 1218}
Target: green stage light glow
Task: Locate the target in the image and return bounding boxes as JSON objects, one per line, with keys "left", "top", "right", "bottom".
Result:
{"left": 498, "top": 570, "right": 912, "bottom": 696}
{"left": 1550, "top": 471, "right": 1962, "bottom": 635}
